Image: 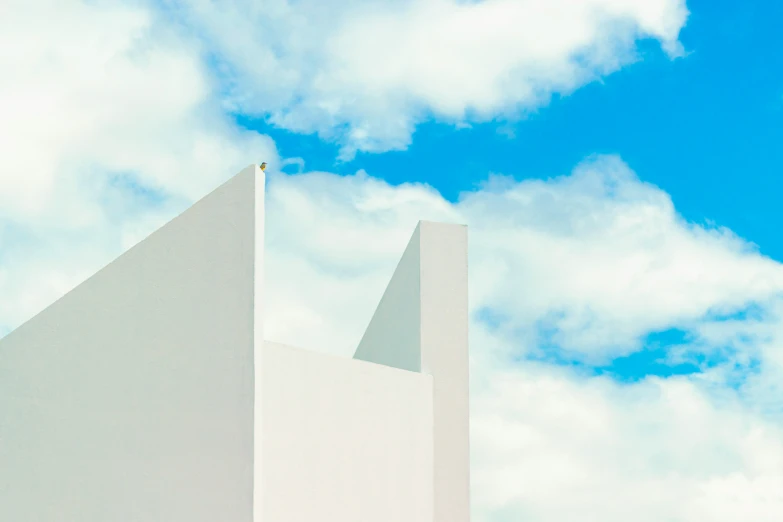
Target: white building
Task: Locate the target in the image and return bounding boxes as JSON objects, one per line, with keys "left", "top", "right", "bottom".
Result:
{"left": 0, "top": 165, "right": 470, "bottom": 522}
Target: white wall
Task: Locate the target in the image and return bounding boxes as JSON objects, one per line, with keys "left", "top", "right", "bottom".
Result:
{"left": 353, "top": 224, "right": 422, "bottom": 372}
{"left": 354, "top": 221, "right": 471, "bottom": 522}
{"left": 261, "top": 341, "right": 434, "bottom": 522}
{"left": 260, "top": 220, "right": 469, "bottom": 522}
{"left": 0, "top": 166, "right": 470, "bottom": 522}
{"left": 0, "top": 166, "right": 263, "bottom": 522}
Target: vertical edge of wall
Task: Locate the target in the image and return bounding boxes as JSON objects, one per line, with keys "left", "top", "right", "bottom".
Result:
{"left": 0, "top": 164, "right": 259, "bottom": 521}
{"left": 352, "top": 219, "right": 470, "bottom": 522}
{"left": 418, "top": 221, "right": 470, "bottom": 522}
{"left": 253, "top": 164, "right": 265, "bottom": 522}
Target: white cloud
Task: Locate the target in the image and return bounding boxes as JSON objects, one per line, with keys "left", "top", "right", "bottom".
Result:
{"left": 159, "top": 0, "right": 689, "bottom": 156}
{"left": 264, "top": 156, "right": 783, "bottom": 364}
{"left": 471, "top": 362, "right": 783, "bottom": 522}
{"left": 0, "top": 0, "right": 277, "bottom": 225}
{"left": 0, "top": 0, "right": 277, "bottom": 328}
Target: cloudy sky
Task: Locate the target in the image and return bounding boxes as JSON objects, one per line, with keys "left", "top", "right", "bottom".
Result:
{"left": 3, "top": 0, "right": 783, "bottom": 520}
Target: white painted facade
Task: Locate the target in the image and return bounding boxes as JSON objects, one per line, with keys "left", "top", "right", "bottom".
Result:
{"left": 0, "top": 165, "right": 470, "bottom": 522}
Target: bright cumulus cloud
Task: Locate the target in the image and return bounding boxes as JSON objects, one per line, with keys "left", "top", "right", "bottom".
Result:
{"left": 162, "top": 0, "right": 689, "bottom": 156}
{"left": 262, "top": 157, "right": 783, "bottom": 366}
{"left": 2, "top": 0, "right": 783, "bottom": 520}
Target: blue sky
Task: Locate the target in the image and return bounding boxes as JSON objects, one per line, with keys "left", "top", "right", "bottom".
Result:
{"left": 252, "top": 0, "right": 783, "bottom": 259}
{"left": 3, "top": 1, "right": 783, "bottom": 519}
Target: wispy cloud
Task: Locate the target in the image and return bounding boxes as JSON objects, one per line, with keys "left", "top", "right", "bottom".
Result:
{"left": 157, "top": 0, "right": 689, "bottom": 157}
{"left": 0, "top": 0, "right": 275, "bottom": 328}
{"left": 261, "top": 157, "right": 783, "bottom": 366}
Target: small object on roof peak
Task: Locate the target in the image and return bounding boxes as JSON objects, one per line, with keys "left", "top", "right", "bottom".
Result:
{"left": 260, "top": 162, "right": 267, "bottom": 171}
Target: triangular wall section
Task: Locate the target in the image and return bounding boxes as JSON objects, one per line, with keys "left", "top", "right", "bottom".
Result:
{"left": 0, "top": 165, "right": 264, "bottom": 522}
{"left": 352, "top": 220, "right": 471, "bottom": 522}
